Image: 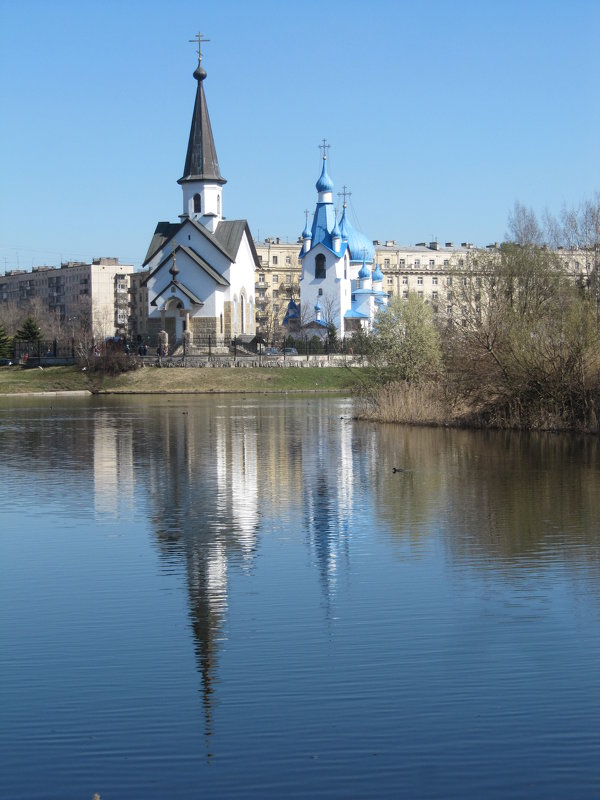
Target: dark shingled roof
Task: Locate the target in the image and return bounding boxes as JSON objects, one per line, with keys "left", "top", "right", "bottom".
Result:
{"left": 143, "top": 221, "right": 181, "bottom": 266}
{"left": 143, "top": 218, "right": 260, "bottom": 274}
{"left": 178, "top": 69, "right": 226, "bottom": 185}
{"left": 214, "top": 220, "right": 261, "bottom": 268}
{"left": 151, "top": 280, "right": 205, "bottom": 306}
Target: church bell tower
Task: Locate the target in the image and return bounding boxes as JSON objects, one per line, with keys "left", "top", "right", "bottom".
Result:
{"left": 177, "top": 32, "right": 226, "bottom": 233}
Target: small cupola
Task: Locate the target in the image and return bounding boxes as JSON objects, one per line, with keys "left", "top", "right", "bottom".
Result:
{"left": 315, "top": 156, "right": 334, "bottom": 203}
{"left": 372, "top": 263, "right": 383, "bottom": 284}
{"left": 331, "top": 214, "right": 341, "bottom": 252}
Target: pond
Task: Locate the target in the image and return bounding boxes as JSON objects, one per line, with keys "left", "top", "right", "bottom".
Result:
{"left": 1, "top": 394, "right": 600, "bottom": 799}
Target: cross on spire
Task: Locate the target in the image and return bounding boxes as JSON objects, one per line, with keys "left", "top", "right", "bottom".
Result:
{"left": 338, "top": 185, "right": 352, "bottom": 208}
{"left": 189, "top": 31, "right": 210, "bottom": 63}
{"left": 304, "top": 208, "right": 310, "bottom": 225}
{"left": 319, "top": 138, "right": 330, "bottom": 160}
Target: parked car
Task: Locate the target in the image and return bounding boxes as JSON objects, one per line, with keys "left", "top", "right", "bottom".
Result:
{"left": 281, "top": 347, "right": 298, "bottom": 355}
{"left": 263, "top": 347, "right": 280, "bottom": 356}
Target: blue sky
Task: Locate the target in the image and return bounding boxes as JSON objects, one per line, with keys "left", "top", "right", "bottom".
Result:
{"left": 2, "top": 0, "right": 599, "bottom": 270}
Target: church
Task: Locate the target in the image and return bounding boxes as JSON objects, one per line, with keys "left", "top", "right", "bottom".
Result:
{"left": 142, "top": 41, "right": 258, "bottom": 350}
{"left": 296, "top": 149, "right": 388, "bottom": 339}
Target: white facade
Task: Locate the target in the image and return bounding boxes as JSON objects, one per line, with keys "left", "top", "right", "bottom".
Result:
{"left": 142, "top": 53, "right": 257, "bottom": 348}
{"left": 298, "top": 155, "right": 387, "bottom": 338}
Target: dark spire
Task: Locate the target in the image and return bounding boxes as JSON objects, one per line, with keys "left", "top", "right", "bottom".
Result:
{"left": 178, "top": 59, "right": 226, "bottom": 186}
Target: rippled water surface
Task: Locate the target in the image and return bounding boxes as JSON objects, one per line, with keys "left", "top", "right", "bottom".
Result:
{"left": 1, "top": 394, "right": 600, "bottom": 799}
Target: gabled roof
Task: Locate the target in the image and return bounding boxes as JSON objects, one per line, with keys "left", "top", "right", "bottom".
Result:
{"left": 142, "top": 242, "right": 230, "bottom": 287}
{"left": 143, "top": 216, "right": 259, "bottom": 272}
{"left": 344, "top": 309, "right": 369, "bottom": 319}
{"left": 214, "top": 220, "right": 261, "bottom": 268}
{"left": 143, "top": 221, "right": 182, "bottom": 265}
{"left": 151, "top": 280, "right": 205, "bottom": 306}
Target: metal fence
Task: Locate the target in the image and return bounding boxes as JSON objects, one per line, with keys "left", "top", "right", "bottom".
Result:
{"left": 12, "top": 339, "right": 76, "bottom": 361}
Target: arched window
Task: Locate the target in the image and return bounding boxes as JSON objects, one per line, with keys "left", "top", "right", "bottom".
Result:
{"left": 193, "top": 193, "right": 202, "bottom": 213}
{"left": 233, "top": 297, "right": 238, "bottom": 332}
{"left": 315, "top": 253, "right": 326, "bottom": 279}
{"left": 217, "top": 194, "right": 221, "bottom": 215}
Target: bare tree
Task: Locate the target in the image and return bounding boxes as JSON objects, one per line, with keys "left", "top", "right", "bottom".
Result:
{"left": 506, "top": 201, "right": 544, "bottom": 246}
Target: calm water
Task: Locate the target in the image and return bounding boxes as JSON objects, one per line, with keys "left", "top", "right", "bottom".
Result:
{"left": 1, "top": 394, "right": 600, "bottom": 799}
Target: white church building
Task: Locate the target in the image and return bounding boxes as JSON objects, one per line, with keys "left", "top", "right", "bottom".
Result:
{"left": 142, "top": 45, "right": 258, "bottom": 349}
{"left": 297, "top": 151, "right": 388, "bottom": 339}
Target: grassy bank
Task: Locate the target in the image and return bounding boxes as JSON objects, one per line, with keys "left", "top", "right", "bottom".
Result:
{"left": 0, "top": 364, "right": 366, "bottom": 395}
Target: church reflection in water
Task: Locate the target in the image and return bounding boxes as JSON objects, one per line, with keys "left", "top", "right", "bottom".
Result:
{"left": 117, "top": 397, "right": 367, "bottom": 742}
{"left": 83, "top": 396, "right": 600, "bottom": 749}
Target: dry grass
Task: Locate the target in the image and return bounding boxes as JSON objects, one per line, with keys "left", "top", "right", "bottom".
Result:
{"left": 355, "top": 381, "right": 467, "bottom": 426}
{"left": 356, "top": 379, "right": 600, "bottom": 433}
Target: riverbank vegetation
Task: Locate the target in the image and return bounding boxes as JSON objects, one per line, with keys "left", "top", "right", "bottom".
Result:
{"left": 356, "top": 238, "right": 600, "bottom": 432}
{"left": 0, "top": 364, "right": 364, "bottom": 395}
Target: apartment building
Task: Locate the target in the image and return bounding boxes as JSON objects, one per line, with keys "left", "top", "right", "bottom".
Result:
{"left": 0, "top": 257, "right": 134, "bottom": 338}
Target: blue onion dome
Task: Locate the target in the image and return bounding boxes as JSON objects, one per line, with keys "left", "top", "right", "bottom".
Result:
{"left": 315, "top": 158, "right": 334, "bottom": 193}
{"left": 331, "top": 215, "right": 341, "bottom": 239}
{"left": 359, "top": 260, "right": 371, "bottom": 280}
{"left": 314, "top": 300, "right": 322, "bottom": 312}
{"left": 372, "top": 263, "right": 384, "bottom": 282}
{"left": 339, "top": 206, "right": 374, "bottom": 263}
{"left": 302, "top": 219, "right": 312, "bottom": 239}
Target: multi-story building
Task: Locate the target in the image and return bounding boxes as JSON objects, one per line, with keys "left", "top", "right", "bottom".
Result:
{"left": 253, "top": 238, "right": 301, "bottom": 338}
{"left": 0, "top": 257, "right": 134, "bottom": 338}
{"left": 252, "top": 236, "right": 593, "bottom": 330}
{"left": 127, "top": 268, "right": 150, "bottom": 342}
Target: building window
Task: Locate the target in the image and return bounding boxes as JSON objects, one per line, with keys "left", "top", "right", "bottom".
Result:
{"left": 272, "top": 274, "right": 279, "bottom": 283}
{"left": 273, "top": 304, "right": 279, "bottom": 313}
{"left": 272, "top": 256, "right": 278, "bottom": 265}
{"left": 432, "top": 291, "right": 438, "bottom": 300}
{"left": 446, "top": 305, "right": 453, "bottom": 315}
{"left": 387, "top": 291, "right": 393, "bottom": 298}
{"left": 285, "top": 256, "right": 291, "bottom": 264}
{"left": 458, "top": 259, "right": 464, "bottom": 267}
{"left": 417, "top": 276, "right": 423, "bottom": 285}
{"left": 273, "top": 290, "right": 279, "bottom": 298}
{"left": 417, "top": 291, "right": 423, "bottom": 298}
{"left": 399, "top": 259, "right": 405, "bottom": 267}
{"left": 429, "top": 259, "right": 435, "bottom": 268}
{"left": 193, "top": 193, "right": 201, "bottom": 213}
{"left": 315, "top": 254, "right": 326, "bottom": 279}
{"left": 575, "top": 261, "right": 581, "bottom": 271}
{"left": 414, "top": 259, "right": 420, "bottom": 268}
{"left": 432, "top": 276, "right": 438, "bottom": 285}
{"left": 318, "top": 288, "right": 323, "bottom": 296}
{"left": 384, "top": 258, "right": 390, "bottom": 267}
{"left": 447, "top": 276, "right": 453, "bottom": 286}
{"left": 285, "top": 274, "right": 292, "bottom": 284}
{"left": 259, "top": 274, "right": 265, "bottom": 284}
{"left": 443, "top": 259, "right": 449, "bottom": 267}
{"left": 258, "top": 289, "right": 265, "bottom": 298}
{"left": 387, "top": 276, "right": 393, "bottom": 285}
{"left": 402, "top": 276, "right": 408, "bottom": 285}
{"left": 402, "top": 290, "right": 408, "bottom": 298}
